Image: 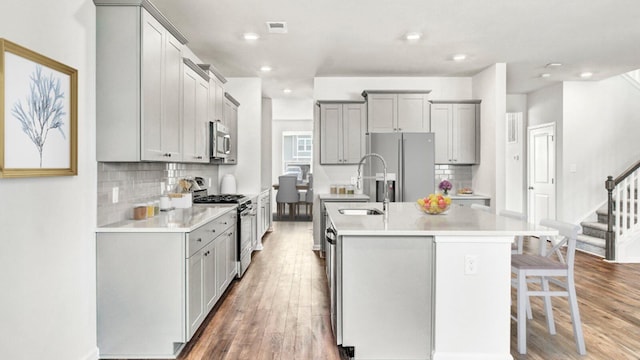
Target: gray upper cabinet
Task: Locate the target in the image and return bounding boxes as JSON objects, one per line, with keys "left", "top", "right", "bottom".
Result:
{"left": 217, "top": 93, "right": 239, "bottom": 165}
{"left": 430, "top": 101, "right": 480, "bottom": 164}
{"left": 95, "top": 1, "right": 188, "bottom": 162}
{"left": 182, "top": 61, "right": 209, "bottom": 163}
{"left": 362, "top": 91, "right": 431, "bottom": 133}
{"left": 199, "top": 64, "right": 226, "bottom": 125}
{"left": 319, "top": 101, "right": 366, "bottom": 164}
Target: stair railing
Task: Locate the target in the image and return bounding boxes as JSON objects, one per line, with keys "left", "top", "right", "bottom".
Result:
{"left": 605, "top": 160, "right": 640, "bottom": 260}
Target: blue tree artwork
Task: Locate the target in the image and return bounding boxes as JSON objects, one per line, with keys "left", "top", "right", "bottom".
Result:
{"left": 10, "top": 65, "right": 66, "bottom": 168}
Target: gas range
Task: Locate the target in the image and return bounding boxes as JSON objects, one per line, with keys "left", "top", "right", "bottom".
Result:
{"left": 193, "top": 194, "right": 250, "bottom": 206}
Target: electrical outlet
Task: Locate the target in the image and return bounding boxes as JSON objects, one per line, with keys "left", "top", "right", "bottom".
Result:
{"left": 464, "top": 255, "right": 478, "bottom": 275}
{"left": 208, "top": 177, "right": 212, "bottom": 188}
{"left": 112, "top": 187, "right": 119, "bottom": 204}
{"left": 160, "top": 182, "right": 166, "bottom": 193}
{"left": 350, "top": 176, "right": 357, "bottom": 185}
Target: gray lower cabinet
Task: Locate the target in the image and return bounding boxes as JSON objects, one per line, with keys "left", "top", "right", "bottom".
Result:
{"left": 257, "top": 190, "right": 272, "bottom": 239}
{"left": 430, "top": 101, "right": 480, "bottom": 164}
{"left": 97, "top": 211, "right": 236, "bottom": 359}
{"left": 318, "top": 101, "right": 366, "bottom": 164}
{"left": 95, "top": 2, "right": 187, "bottom": 162}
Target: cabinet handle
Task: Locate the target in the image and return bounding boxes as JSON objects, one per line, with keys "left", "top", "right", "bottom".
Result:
{"left": 398, "top": 128, "right": 402, "bottom": 131}
{"left": 211, "top": 229, "right": 216, "bottom": 233}
{"left": 195, "top": 156, "right": 203, "bottom": 159}
{"left": 196, "top": 238, "right": 202, "bottom": 242}
{"left": 228, "top": 232, "right": 233, "bottom": 237}
{"left": 163, "top": 153, "right": 172, "bottom": 157}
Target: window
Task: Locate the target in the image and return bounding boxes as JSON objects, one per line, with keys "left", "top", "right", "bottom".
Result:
{"left": 282, "top": 131, "right": 312, "bottom": 180}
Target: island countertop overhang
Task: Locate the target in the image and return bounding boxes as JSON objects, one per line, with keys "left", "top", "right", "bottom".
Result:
{"left": 325, "top": 202, "right": 557, "bottom": 237}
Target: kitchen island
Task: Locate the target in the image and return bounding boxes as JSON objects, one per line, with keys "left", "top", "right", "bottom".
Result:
{"left": 325, "top": 202, "right": 556, "bottom": 360}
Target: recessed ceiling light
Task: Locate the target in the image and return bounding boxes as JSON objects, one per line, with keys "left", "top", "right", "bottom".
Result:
{"left": 405, "top": 32, "right": 422, "bottom": 41}
{"left": 243, "top": 32, "right": 259, "bottom": 41}
{"left": 453, "top": 54, "right": 467, "bottom": 61}
{"left": 260, "top": 65, "right": 272, "bottom": 72}
{"left": 545, "top": 63, "right": 563, "bottom": 68}
{"left": 580, "top": 72, "right": 593, "bottom": 78}
{"left": 540, "top": 73, "right": 551, "bottom": 78}
{"left": 283, "top": 88, "right": 292, "bottom": 94}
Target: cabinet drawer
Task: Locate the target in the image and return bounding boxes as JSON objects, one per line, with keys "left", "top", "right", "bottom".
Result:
{"left": 187, "top": 211, "right": 236, "bottom": 257}
{"left": 187, "top": 222, "right": 217, "bottom": 257}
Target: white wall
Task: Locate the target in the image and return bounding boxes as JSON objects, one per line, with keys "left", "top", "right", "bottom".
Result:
{"left": 312, "top": 76, "right": 474, "bottom": 248}
{"left": 272, "top": 98, "right": 314, "bottom": 119}
{"left": 0, "top": 1, "right": 98, "bottom": 359}
{"left": 472, "top": 64, "right": 507, "bottom": 213}
{"left": 505, "top": 94, "right": 528, "bottom": 213}
{"left": 561, "top": 77, "right": 640, "bottom": 222}
{"left": 261, "top": 98, "right": 273, "bottom": 191}
{"left": 218, "top": 78, "right": 263, "bottom": 194}
{"left": 528, "top": 83, "right": 563, "bottom": 128}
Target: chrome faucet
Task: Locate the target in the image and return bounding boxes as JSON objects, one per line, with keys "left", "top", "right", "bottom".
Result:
{"left": 356, "top": 153, "right": 389, "bottom": 216}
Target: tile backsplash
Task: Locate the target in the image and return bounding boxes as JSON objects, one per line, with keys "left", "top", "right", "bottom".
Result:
{"left": 97, "top": 162, "right": 219, "bottom": 226}
{"left": 435, "top": 165, "right": 473, "bottom": 192}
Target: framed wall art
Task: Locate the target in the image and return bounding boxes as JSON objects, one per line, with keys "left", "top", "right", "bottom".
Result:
{"left": 0, "top": 38, "right": 77, "bottom": 178}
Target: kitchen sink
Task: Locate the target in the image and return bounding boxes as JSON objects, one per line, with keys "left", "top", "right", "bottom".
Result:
{"left": 338, "top": 208, "right": 384, "bottom": 216}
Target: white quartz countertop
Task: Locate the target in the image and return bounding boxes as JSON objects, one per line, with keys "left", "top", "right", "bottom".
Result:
{"left": 325, "top": 202, "right": 557, "bottom": 237}
{"left": 448, "top": 193, "right": 491, "bottom": 200}
{"left": 318, "top": 193, "right": 370, "bottom": 201}
{"left": 96, "top": 205, "right": 237, "bottom": 233}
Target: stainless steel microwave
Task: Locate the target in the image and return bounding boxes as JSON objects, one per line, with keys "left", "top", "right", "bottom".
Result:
{"left": 209, "top": 121, "right": 230, "bottom": 159}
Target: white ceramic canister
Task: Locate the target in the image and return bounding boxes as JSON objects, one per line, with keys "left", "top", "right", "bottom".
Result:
{"left": 220, "top": 174, "right": 237, "bottom": 194}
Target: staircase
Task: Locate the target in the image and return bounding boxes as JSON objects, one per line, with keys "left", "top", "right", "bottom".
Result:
{"left": 579, "top": 194, "right": 640, "bottom": 258}
{"left": 577, "top": 207, "right": 609, "bottom": 257}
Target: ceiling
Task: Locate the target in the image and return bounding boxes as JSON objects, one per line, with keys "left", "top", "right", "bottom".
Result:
{"left": 151, "top": 0, "right": 640, "bottom": 99}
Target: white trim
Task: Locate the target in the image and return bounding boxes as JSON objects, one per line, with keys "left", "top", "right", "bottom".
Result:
{"left": 312, "top": 244, "right": 321, "bottom": 251}
{"left": 622, "top": 73, "right": 640, "bottom": 92}
{"left": 432, "top": 352, "right": 512, "bottom": 360}
{"left": 81, "top": 347, "right": 100, "bottom": 360}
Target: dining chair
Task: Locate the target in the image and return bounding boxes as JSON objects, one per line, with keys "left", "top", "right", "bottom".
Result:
{"left": 498, "top": 209, "right": 526, "bottom": 254}
{"left": 276, "top": 175, "right": 300, "bottom": 220}
{"left": 511, "top": 218, "right": 586, "bottom": 355}
{"left": 303, "top": 174, "right": 313, "bottom": 217}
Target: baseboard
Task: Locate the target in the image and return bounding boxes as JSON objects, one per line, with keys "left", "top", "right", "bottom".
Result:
{"left": 312, "top": 244, "right": 321, "bottom": 251}
{"left": 81, "top": 347, "right": 99, "bottom": 360}
{"left": 432, "top": 352, "right": 512, "bottom": 360}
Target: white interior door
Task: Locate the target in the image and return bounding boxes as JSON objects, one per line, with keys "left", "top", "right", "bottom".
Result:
{"left": 527, "top": 123, "right": 556, "bottom": 224}
{"left": 505, "top": 113, "right": 524, "bottom": 212}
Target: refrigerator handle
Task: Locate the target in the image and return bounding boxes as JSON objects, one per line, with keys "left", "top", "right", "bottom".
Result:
{"left": 398, "top": 137, "right": 403, "bottom": 202}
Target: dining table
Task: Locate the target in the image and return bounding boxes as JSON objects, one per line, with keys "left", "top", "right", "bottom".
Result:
{"left": 272, "top": 182, "right": 309, "bottom": 191}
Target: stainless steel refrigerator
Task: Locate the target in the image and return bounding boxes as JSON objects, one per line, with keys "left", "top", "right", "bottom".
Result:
{"left": 364, "top": 132, "right": 436, "bottom": 202}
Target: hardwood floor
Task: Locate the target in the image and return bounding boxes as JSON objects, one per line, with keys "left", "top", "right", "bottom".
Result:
{"left": 510, "top": 239, "right": 640, "bottom": 359}
{"left": 175, "top": 222, "right": 640, "bottom": 360}
{"left": 179, "top": 221, "right": 343, "bottom": 360}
